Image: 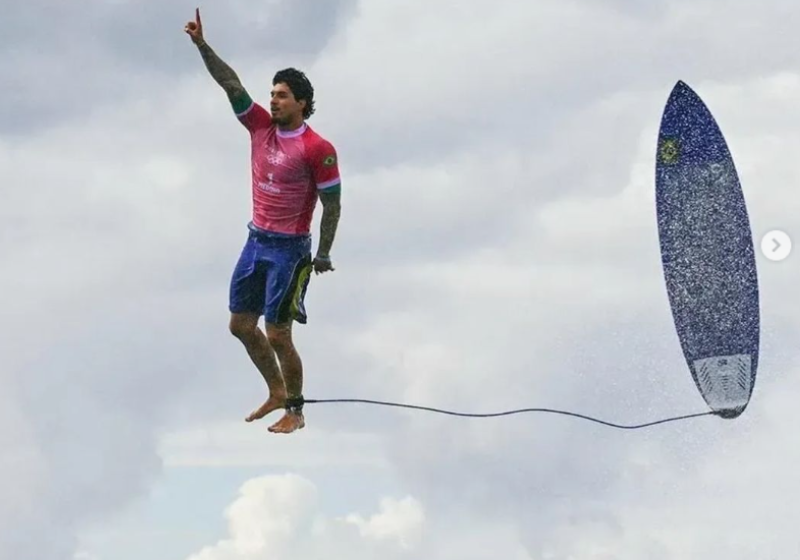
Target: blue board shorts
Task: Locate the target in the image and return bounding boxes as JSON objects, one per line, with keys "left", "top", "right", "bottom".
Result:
{"left": 229, "top": 222, "right": 313, "bottom": 324}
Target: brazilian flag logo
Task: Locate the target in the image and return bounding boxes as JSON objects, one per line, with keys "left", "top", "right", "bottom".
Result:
{"left": 323, "top": 155, "right": 336, "bottom": 167}
{"left": 659, "top": 138, "right": 680, "bottom": 164}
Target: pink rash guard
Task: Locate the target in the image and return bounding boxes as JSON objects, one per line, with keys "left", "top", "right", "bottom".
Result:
{"left": 236, "top": 100, "right": 341, "bottom": 235}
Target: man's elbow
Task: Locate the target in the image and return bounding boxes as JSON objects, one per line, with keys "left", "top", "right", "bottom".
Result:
{"left": 324, "top": 202, "right": 341, "bottom": 218}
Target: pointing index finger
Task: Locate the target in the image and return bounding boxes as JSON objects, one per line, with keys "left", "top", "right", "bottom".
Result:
{"left": 196, "top": 7, "right": 202, "bottom": 25}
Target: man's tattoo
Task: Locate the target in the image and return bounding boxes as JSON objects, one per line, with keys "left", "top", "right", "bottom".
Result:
{"left": 197, "top": 42, "right": 246, "bottom": 99}
{"left": 318, "top": 192, "right": 341, "bottom": 257}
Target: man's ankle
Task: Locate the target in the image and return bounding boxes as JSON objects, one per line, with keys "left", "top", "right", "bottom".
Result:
{"left": 285, "top": 394, "right": 304, "bottom": 414}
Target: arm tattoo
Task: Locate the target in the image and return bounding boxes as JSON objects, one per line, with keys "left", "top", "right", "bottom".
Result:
{"left": 197, "top": 42, "right": 246, "bottom": 100}
{"left": 317, "top": 191, "right": 341, "bottom": 257}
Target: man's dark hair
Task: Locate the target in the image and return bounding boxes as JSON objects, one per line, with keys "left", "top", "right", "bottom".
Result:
{"left": 273, "top": 68, "right": 315, "bottom": 119}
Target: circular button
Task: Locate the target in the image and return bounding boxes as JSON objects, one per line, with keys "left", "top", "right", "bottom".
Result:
{"left": 760, "top": 230, "right": 792, "bottom": 262}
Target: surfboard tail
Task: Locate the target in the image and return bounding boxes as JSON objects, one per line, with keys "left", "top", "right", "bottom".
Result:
{"left": 692, "top": 353, "right": 753, "bottom": 418}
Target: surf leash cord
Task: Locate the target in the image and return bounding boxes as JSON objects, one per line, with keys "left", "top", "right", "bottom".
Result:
{"left": 303, "top": 397, "right": 720, "bottom": 430}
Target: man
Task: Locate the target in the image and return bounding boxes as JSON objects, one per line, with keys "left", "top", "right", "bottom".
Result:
{"left": 184, "top": 8, "right": 342, "bottom": 434}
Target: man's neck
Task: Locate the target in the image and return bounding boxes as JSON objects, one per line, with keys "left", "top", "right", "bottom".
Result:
{"left": 277, "top": 118, "right": 305, "bottom": 132}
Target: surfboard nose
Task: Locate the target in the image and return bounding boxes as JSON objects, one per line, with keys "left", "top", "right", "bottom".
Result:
{"left": 669, "top": 80, "right": 694, "bottom": 100}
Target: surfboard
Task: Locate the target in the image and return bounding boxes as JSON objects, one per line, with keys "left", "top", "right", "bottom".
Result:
{"left": 655, "top": 80, "right": 760, "bottom": 419}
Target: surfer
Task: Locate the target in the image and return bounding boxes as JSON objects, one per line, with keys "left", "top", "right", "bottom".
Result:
{"left": 184, "top": 8, "right": 342, "bottom": 434}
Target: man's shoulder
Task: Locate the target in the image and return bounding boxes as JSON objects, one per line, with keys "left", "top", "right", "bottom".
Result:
{"left": 302, "top": 125, "right": 336, "bottom": 150}
{"left": 238, "top": 100, "right": 275, "bottom": 132}
{"left": 300, "top": 125, "right": 340, "bottom": 180}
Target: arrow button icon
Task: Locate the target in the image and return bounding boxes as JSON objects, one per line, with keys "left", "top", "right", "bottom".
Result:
{"left": 761, "top": 230, "right": 792, "bottom": 262}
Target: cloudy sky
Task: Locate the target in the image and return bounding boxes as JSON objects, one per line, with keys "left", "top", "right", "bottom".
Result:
{"left": 2, "top": 0, "right": 799, "bottom": 558}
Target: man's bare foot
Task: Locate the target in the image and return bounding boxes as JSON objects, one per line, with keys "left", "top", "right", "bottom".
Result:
{"left": 267, "top": 411, "right": 305, "bottom": 434}
{"left": 245, "top": 394, "right": 286, "bottom": 422}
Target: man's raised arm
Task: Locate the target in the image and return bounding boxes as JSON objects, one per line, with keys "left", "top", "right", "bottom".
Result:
{"left": 184, "top": 8, "right": 251, "bottom": 109}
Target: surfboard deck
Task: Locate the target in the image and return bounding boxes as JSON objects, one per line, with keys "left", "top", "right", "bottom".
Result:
{"left": 655, "top": 81, "right": 760, "bottom": 419}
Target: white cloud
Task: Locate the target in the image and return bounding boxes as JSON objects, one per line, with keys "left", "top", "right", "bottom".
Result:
{"left": 184, "top": 475, "right": 424, "bottom": 560}
{"left": 344, "top": 496, "right": 424, "bottom": 549}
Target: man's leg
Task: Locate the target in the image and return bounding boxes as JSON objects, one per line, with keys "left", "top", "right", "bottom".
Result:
{"left": 264, "top": 321, "right": 305, "bottom": 433}
{"left": 229, "top": 312, "right": 288, "bottom": 421}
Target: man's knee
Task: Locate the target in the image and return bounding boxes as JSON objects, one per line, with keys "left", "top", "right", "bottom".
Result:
{"left": 229, "top": 313, "right": 260, "bottom": 342}
{"left": 266, "top": 322, "right": 293, "bottom": 351}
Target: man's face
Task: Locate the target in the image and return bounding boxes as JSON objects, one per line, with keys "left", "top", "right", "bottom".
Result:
{"left": 270, "top": 82, "right": 305, "bottom": 125}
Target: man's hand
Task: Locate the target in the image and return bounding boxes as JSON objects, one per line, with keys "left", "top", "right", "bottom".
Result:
{"left": 184, "top": 8, "right": 204, "bottom": 45}
{"left": 185, "top": 8, "right": 247, "bottom": 102}
{"left": 313, "top": 255, "right": 335, "bottom": 275}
